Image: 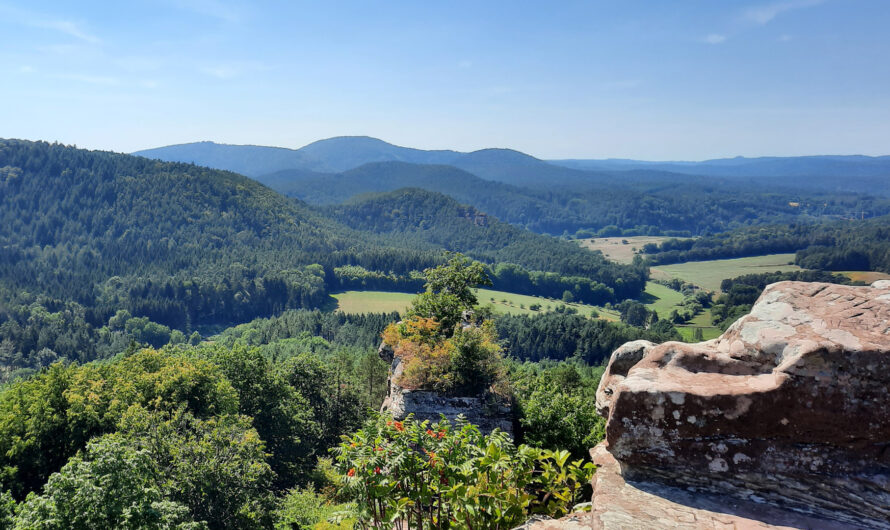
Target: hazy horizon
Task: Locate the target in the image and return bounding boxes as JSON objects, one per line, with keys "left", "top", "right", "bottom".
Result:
{"left": 2, "top": 0, "right": 889, "bottom": 159}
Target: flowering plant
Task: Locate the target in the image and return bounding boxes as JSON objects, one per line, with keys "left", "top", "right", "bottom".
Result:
{"left": 333, "top": 414, "right": 594, "bottom": 529}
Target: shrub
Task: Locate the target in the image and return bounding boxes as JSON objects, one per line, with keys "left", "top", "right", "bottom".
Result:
{"left": 334, "top": 415, "right": 594, "bottom": 529}
{"left": 274, "top": 486, "right": 354, "bottom": 530}
{"left": 382, "top": 318, "right": 507, "bottom": 397}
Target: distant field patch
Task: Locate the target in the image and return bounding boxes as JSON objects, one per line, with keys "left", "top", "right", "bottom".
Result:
{"left": 332, "top": 289, "right": 616, "bottom": 320}
{"left": 651, "top": 254, "right": 800, "bottom": 292}
{"left": 577, "top": 236, "right": 672, "bottom": 264}
{"left": 641, "top": 282, "right": 686, "bottom": 316}
{"left": 476, "top": 288, "right": 614, "bottom": 320}
{"left": 332, "top": 291, "right": 416, "bottom": 314}
{"left": 840, "top": 271, "right": 890, "bottom": 284}
{"left": 676, "top": 325, "right": 722, "bottom": 342}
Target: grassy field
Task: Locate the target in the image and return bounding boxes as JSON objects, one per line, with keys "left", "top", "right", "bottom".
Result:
{"left": 577, "top": 236, "right": 672, "bottom": 264}
{"left": 640, "top": 282, "right": 686, "bottom": 316}
{"left": 840, "top": 271, "right": 890, "bottom": 283}
{"left": 640, "top": 282, "right": 722, "bottom": 341}
{"left": 331, "top": 291, "right": 416, "bottom": 314}
{"left": 332, "top": 289, "right": 617, "bottom": 320}
{"left": 651, "top": 254, "right": 800, "bottom": 292}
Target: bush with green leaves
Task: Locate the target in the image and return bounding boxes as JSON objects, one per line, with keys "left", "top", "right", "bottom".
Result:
{"left": 12, "top": 434, "right": 202, "bottom": 529}
{"left": 0, "top": 349, "right": 238, "bottom": 498}
{"left": 334, "top": 415, "right": 594, "bottom": 529}
{"left": 509, "top": 362, "right": 606, "bottom": 459}
{"left": 11, "top": 407, "right": 275, "bottom": 529}
{"left": 274, "top": 486, "right": 354, "bottom": 530}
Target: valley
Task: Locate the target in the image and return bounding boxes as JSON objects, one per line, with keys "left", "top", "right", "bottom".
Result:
{"left": 3, "top": 2, "right": 888, "bottom": 527}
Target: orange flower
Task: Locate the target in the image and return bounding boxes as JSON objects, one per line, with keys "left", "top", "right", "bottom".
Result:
{"left": 393, "top": 421, "right": 404, "bottom": 432}
{"left": 347, "top": 468, "right": 356, "bottom": 477}
{"left": 350, "top": 442, "right": 357, "bottom": 448}
{"left": 374, "top": 466, "right": 381, "bottom": 474}
{"left": 426, "top": 429, "right": 435, "bottom": 437}
{"left": 438, "top": 430, "right": 446, "bottom": 439}
{"left": 375, "top": 446, "right": 383, "bottom": 452}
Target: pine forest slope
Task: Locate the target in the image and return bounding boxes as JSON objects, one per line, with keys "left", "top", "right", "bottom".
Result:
{"left": 327, "top": 187, "right": 647, "bottom": 299}
{"left": 0, "top": 141, "right": 650, "bottom": 367}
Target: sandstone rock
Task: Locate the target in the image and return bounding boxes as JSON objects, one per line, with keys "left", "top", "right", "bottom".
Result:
{"left": 594, "top": 281, "right": 890, "bottom": 528}
{"left": 378, "top": 338, "right": 513, "bottom": 436}
{"left": 595, "top": 340, "right": 655, "bottom": 417}
{"left": 588, "top": 444, "right": 852, "bottom": 530}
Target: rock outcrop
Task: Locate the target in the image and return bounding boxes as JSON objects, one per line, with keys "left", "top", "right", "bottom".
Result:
{"left": 591, "top": 280, "right": 890, "bottom": 529}
{"left": 378, "top": 338, "right": 513, "bottom": 436}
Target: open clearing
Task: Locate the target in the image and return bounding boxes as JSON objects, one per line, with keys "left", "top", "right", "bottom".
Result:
{"left": 577, "top": 236, "right": 672, "bottom": 264}
{"left": 641, "top": 282, "right": 686, "bottom": 316}
{"left": 331, "top": 291, "right": 415, "bottom": 314}
{"left": 641, "top": 282, "right": 721, "bottom": 341}
{"left": 651, "top": 254, "right": 800, "bottom": 292}
{"left": 332, "top": 289, "right": 616, "bottom": 320}
{"left": 840, "top": 271, "right": 890, "bottom": 283}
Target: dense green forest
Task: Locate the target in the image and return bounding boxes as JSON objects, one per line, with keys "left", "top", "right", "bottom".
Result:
{"left": 644, "top": 216, "right": 890, "bottom": 273}
{"left": 262, "top": 160, "right": 890, "bottom": 236}
{"left": 0, "top": 141, "right": 648, "bottom": 373}
{"left": 0, "top": 258, "right": 624, "bottom": 528}
{"left": 328, "top": 188, "right": 647, "bottom": 301}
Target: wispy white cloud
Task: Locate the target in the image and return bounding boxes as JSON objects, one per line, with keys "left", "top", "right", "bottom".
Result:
{"left": 0, "top": 4, "right": 101, "bottom": 43}
{"left": 742, "top": 0, "right": 824, "bottom": 26}
{"left": 704, "top": 33, "right": 727, "bottom": 44}
{"left": 33, "top": 19, "right": 100, "bottom": 43}
{"left": 779, "top": 34, "right": 793, "bottom": 42}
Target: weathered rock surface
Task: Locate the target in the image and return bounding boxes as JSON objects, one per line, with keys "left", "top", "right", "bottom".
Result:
{"left": 593, "top": 280, "right": 890, "bottom": 529}
{"left": 378, "top": 338, "right": 513, "bottom": 436}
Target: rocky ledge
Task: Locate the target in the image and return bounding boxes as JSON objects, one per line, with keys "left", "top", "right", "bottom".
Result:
{"left": 590, "top": 280, "right": 890, "bottom": 529}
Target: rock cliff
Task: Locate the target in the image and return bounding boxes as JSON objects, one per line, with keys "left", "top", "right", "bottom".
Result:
{"left": 378, "top": 338, "right": 513, "bottom": 436}
{"left": 585, "top": 280, "right": 890, "bottom": 529}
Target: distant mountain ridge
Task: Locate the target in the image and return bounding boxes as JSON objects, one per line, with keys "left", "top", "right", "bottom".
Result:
{"left": 135, "top": 136, "right": 890, "bottom": 182}
{"left": 552, "top": 154, "right": 890, "bottom": 178}
{"left": 133, "top": 136, "right": 614, "bottom": 185}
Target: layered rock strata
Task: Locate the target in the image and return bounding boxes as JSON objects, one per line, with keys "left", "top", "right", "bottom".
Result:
{"left": 593, "top": 280, "right": 890, "bottom": 529}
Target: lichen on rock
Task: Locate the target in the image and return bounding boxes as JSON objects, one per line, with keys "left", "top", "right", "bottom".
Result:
{"left": 590, "top": 280, "right": 890, "bottom": 529}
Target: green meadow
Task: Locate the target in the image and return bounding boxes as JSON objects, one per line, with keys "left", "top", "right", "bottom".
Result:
{"left": 332, "top": 289, "right": 618, "bottom": 320}
{"left": 650, "top": 253, "right": 800, "bottom": 292}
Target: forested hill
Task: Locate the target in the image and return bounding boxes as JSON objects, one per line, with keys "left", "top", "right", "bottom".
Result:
{"left": 0, "top": 140, "right": 649, "bottom": 373}
{"left": 328, "top": 188, "right": 647, "bottom": 299}
{"left": 644, "top": 216, "right": 890, "bottom": 273}
{"left": 270, "top": 160, "right": 890, "bottom": 237}
{"left": 137, "top": 138, "right": 890, "bottom": 237}
{"left": 132, "top": 141, "right": 313, "bottom": 177}
{"left": 135, "top": 136, "right": 626, "bottom": 187}
{"left": 0, "top": 140, "right": 444, "bottom": 328}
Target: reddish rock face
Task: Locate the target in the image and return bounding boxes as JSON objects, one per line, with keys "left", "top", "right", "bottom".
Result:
{"left": 595, "top": 281, "right": 890, "bottom": 528}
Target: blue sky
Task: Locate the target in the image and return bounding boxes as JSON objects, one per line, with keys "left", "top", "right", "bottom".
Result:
{"left": 0, "top": 0, "right": 888, "bottom": 159}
